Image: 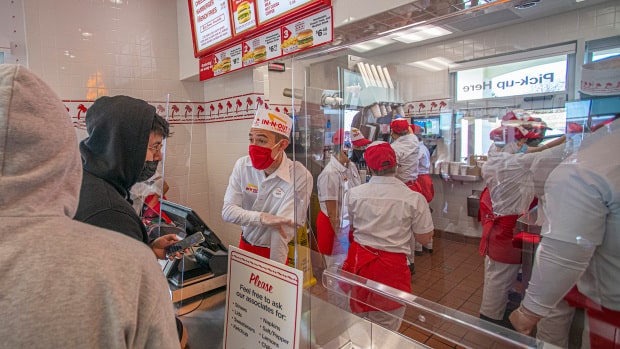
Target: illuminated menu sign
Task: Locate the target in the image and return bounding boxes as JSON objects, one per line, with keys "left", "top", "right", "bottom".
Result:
{"left": 256, "top": 0, "right": 317, "bottom": 24}
{"left": 200, "top": 7, "right": 332, "bottom": 81}
{"left": 231, "top": 0, "right": 257, "bottom": 35}
{"left": 189, "top": 0, "right": 330, "bottom": 58}
{"left": 189, "top": 0, "right": 233, "bottom": 55}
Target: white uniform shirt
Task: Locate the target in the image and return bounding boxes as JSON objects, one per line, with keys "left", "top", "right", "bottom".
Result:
{"left": 317, "top": 155, "right": 362, "bottom": 220}
{"left": 482, "top": 148, "right": 556, "bottom": 216}
{"left": 418, "top": 142, "right": 431, "bottom": 175}
{"left": 523, "top": 119, "right": 620, "bottom": 314}
{"left": 391, "top": 134, "right": 420, "bottom": 183}
{"left": 347, "top": 176, "right": 434, "bottom": 255}
{"left": 222, "top": 154, "right": 313, "bottom": 263}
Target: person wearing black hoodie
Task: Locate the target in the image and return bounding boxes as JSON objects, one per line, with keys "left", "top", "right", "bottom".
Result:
{"left": 74, "top": 95, "right": 187, "bottom": 347}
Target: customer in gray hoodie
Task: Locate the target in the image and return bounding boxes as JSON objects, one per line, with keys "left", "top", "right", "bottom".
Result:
{"left": 0, "top": 64, "right": 180, "bottom": 348}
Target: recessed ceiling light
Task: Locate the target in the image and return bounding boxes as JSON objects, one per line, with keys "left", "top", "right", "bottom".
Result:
{"left": 350, "top": 37, "right": 394, "bottom": 53}
{"left": 406, "top": 57, "right": 457, "bottom": 71}
{"left": 392, "top": 25, "right": 452, "bottom": 44}
{"left": 81, "top": 32, "right": 93, "bottom": 38}
{"left": 514, "top": 0, "right": 541, "bottom": 10}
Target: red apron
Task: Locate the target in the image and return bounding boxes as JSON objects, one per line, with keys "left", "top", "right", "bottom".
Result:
{"left": 143, "top": 194, "right": 172, "bottom": 224}
{"left": 342, "top": 241, "right": 410, "bottom": 313}
{"left": 564, "top": 286, "right": 620, "bottom": 348}
{"left": 239, "top": 235, "right": 270, "bottom": 259}
{"left": 238, "top": 234, "right": 289, "bottom": 265}
{"left": 478, "top": 187, "right": 522, "bottom": 264}
{"left": 410, "top": 174, "right": 434, "bottom": 203}
{"left": 316, "top": 211, "right": 336, "bottom": 255}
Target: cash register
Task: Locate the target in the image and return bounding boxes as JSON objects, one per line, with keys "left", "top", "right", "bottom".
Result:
{"left": 155, "top": 200, "right": 228, "bottom": 302}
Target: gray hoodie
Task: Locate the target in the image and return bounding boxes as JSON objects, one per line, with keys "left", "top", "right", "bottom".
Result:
{"left": 0, "top": 64, "right": 179, "bottom": 348}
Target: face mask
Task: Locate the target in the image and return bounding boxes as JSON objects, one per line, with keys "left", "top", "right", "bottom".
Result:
{"left": 249, "top": 142, "right": 281, "bottom": 170}
{"left": 138, "top": 160, "right": 158, "bottom": 182}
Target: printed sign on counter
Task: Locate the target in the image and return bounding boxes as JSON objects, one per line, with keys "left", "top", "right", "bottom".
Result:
{"left": 256, "top": 0, "right": 317, "bottom": 24}
{"left": 190, "top": 0, "right": 233, "bottom": 54}
{"left": 224, "top": 247, "right": 303, "bottom": 349}
{"left": 231, "top": 0, "right": 257, "bottom": 35}
{"left": 281, "top": 8, "right": 332, "bottom": 55}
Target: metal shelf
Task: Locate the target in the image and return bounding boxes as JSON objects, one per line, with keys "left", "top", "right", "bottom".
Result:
{"left": 434, "top": 173, "right": 482, "bottom": 182}
{"left": 450, "top": 174, "right": 482, "bottom": 182}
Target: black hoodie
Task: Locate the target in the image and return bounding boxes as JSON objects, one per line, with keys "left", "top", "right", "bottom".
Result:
{"left": 74, "top": 96, "right": 156, "bottom": 244}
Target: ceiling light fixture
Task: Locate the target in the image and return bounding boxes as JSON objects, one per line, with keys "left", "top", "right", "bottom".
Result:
{"left": 350, "top": 37, "right": 394, "bottom": 53}
{"left": 391, "top": 25, "right": 452, "bottom": 44}
{"left": 406, "top": 57, "right": 457, "bottom": 71}
{"left": 514, "top": 0, "right": 541, "bottom": 10}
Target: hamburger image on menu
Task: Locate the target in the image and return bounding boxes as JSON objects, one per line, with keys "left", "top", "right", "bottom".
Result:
{"left": 237, "top": 1, "right": 251, "bottom": 24}
{"left": 296, "top": 29, "right": 314, "bottom": 49}
{"left": 253, "top": 45, "right": 267, "bottom": 63}
{"left": 221, "top": 57, "right": 231, "bottom": 72}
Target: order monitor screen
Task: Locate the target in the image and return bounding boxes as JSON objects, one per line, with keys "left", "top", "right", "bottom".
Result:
{"left": 159, "top": 200, "right": 226, "bottom": 253}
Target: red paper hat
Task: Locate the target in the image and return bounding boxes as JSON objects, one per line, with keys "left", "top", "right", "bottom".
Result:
{"left": 332, "top": 128, "right": 344, "bottom": 145}
{"left": 390, "top": 118, "right": 409, "bottom": 134}
{"left": 490, "top": 127, "right": 504, "bottom": 141}
{"left": 364, "top": 141, "right": 396, "bottom": 171}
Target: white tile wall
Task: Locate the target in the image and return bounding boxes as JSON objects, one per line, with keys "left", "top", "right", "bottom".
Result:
{"left": 5, "top": 0, "right": 619, "bottom": 243}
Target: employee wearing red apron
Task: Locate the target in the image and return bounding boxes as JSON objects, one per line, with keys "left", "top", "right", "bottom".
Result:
{"left": 342, "top": 141, "right": 434, "bottom": 331}
{"left": 410, "top": 124, "right": 435, "bottom": 255}
{"left": 511, "top": 116, "right": 620, "bottom": 348}
{"left": 479, "top": 122, "right": 565, "bottom": 328}
{"left": 222, "top": 109, "right": 313, "bottom": 264}
{"left": 390, "top": 117, "right": 420, "bottom": 191}
{"left": 317, "top": 128, "right": 362, "bottom": 268}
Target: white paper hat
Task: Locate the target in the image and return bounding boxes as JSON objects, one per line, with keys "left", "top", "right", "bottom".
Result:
{"left": 251, "top": 108, "right": 293, "bottom": 138}
{"left": 580, "top": 56, "right": 620, "bottom": 96}
{"left": 351, "top": 127, "right": 371, "bottom": 146}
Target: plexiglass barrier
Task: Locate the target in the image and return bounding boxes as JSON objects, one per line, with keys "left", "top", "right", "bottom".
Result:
{"left": 321, "top": 266, "right": 548, "bottom": 349}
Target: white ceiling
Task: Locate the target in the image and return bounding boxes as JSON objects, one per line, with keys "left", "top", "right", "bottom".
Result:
{"left": 309, "top": 0, "right": 611, "bottom": 59}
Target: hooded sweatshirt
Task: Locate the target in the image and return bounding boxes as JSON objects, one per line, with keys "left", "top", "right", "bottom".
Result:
{"left": 74, "top": 95, "right": 156, "bottom": 243}
{"left": 0, "top": 64, "right": 178, "bottom": 348}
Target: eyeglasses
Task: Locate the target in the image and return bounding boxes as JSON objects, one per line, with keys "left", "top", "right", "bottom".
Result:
{"left": 148, "top": 143, "right": 164, "bottom": 153}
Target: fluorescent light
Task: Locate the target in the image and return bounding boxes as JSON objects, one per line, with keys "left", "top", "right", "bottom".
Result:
{"left": 392, "top": 25, "right": 452, "bottom": 44}
{"left": 350, "top": 37, "right": 394, "bottom": 53}
{"left": 407, "top": 57, "right": 457, "bottom": 72}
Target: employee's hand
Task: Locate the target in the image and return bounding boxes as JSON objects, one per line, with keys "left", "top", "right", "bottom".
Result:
{"left": 509, "top": 305, "right": 542, "bottom": 335}
{"left": 260, "top": 213, "right": 295, "bottom": 228}
{"left": 150, "top": 235, "right": 186, "bottom": 260}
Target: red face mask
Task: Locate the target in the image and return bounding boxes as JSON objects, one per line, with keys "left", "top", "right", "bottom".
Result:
{"left": 249, "top": 142, "right": 281, "bottom": 170}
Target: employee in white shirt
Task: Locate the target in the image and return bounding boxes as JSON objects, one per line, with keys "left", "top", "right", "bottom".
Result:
{"left": 317, "top": 128, "right": 362, "bottom": 268}
{"left": 222, "top": 109, "right": 313, "bottom": 264}
{"left": 390, "top": 117, "right": 419, "bottom": 190}
{"left": 343, "top": 141, "right": 433, "bottom": 331}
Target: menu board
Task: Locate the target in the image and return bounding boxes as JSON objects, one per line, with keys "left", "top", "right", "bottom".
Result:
{"left": 231, "top": 0, "right": 257, "bottom": 35}
{"left": 224, "top": 247, "right": 303, "bottom": 349}
{"left": 189, "top": 0, "right": 330, "bottom": 58}
{"left": 199, "top": 7, "right": 332, "bottom": 81}
{"left": 256, "top": 0, "right": 316, "bottom": 24}
{"left": 281, "top": 8, "right": 332, "bottom": 55}
{"left": 189, "top": 0, "right": 233, "bottom": 55}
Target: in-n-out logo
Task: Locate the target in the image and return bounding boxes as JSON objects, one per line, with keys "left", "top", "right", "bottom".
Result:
{"left": 457, "top": 56, "right": 567, "bottom": 101}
